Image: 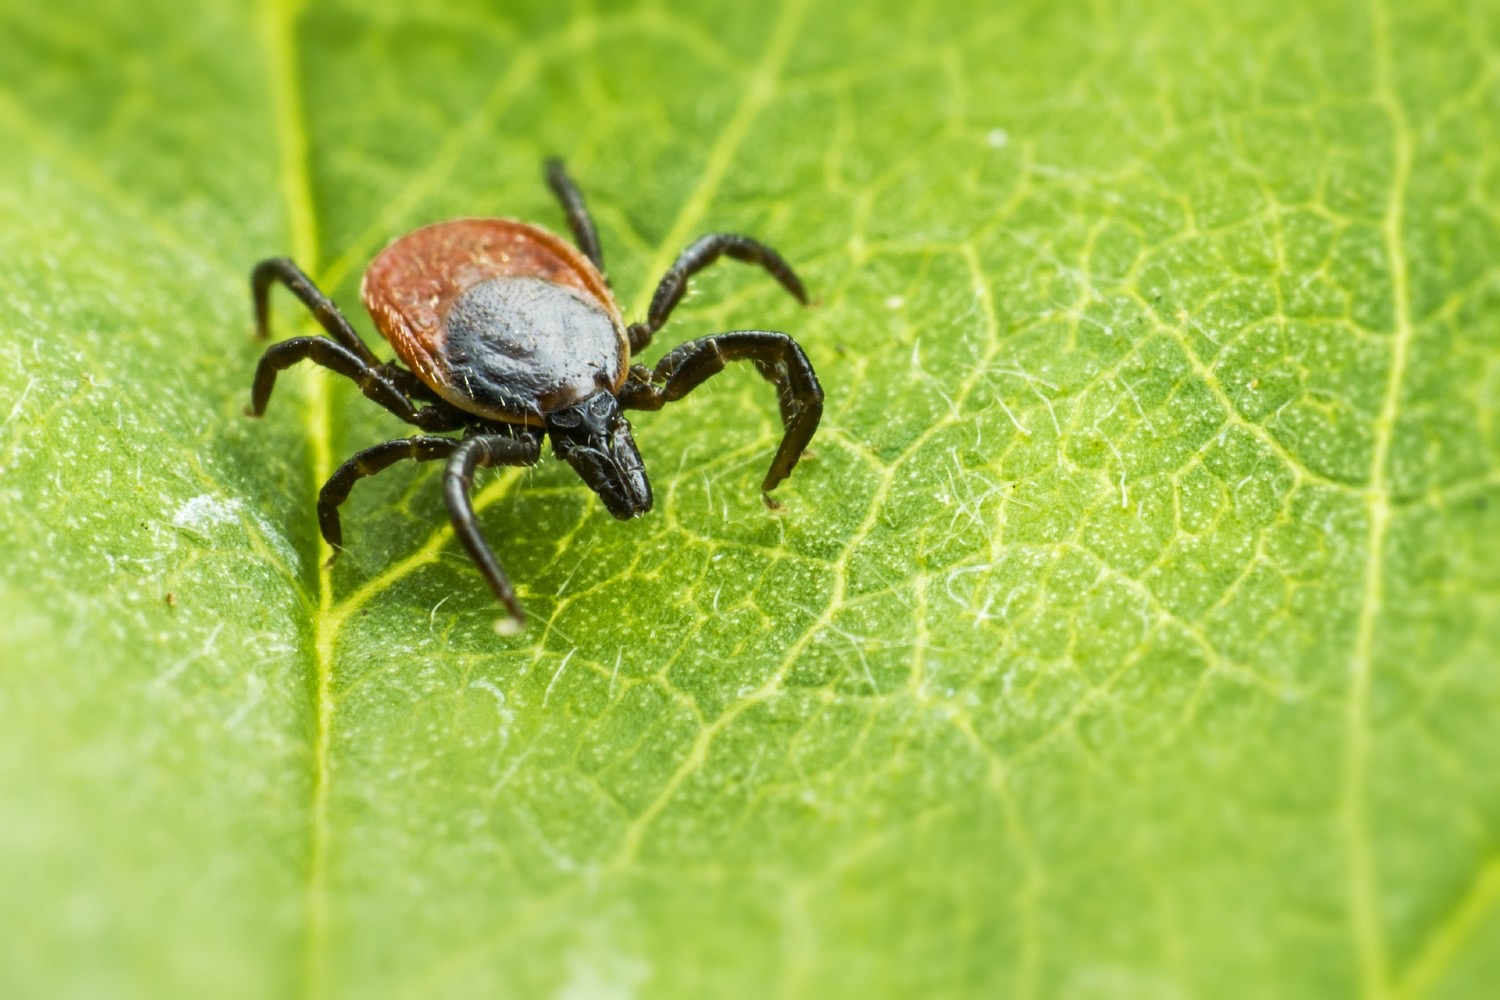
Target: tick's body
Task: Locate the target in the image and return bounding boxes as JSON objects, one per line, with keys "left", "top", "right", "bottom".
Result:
{"left": 248, "top": 160, "right": 822, "bottom": 628}
{"left": 363, "top": 219, "right": 628, "bottom": 423}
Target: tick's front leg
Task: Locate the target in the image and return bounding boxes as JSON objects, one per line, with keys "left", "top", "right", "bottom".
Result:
{"left": 619, "top": 330, "right": 823, "bottom": 494}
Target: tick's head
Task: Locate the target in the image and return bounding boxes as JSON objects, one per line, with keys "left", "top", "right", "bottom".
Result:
{"left": 546, "top": 391, "right": 652, "bottom": 520}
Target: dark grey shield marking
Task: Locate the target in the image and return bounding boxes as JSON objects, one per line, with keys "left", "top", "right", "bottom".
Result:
{"left": 443, "top": 276, "right": 623, "bottom": 416}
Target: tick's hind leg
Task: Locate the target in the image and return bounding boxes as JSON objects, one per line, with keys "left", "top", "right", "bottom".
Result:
{"left": 317, "top": 436, "right": 462, "bottom": 558}
{"left": 248, "top": 336, "right": 462, "bottom": 432}
{"left": 444, "top": 433, "right": 546, "bottom": 627}
{"left": 629, "top": 234, "right": 809, "bottom": 352}
{"left": 545, "top": 158, "right": 606, "bottom": 276}
{"left": 248, "top": 256, "right": 464, "bottom": 430}
{"left": 618, "top": 330, "right": 824, "bottom": 494}
{"left": 252, "top": 257, "right": 379, "bottom": 365}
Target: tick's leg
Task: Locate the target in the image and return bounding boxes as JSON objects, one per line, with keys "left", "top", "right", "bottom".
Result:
{"left": 378, "top": 365, "right": 471, "bottom": 431}
{"left": 251, "top": 257, "right": 380, "bottom": 366}
{"left": 619, "top": 330, "right": 823, "bottom": 493}
{"left": 249, "top": 336, "right": 458, "bottom": 432}
{"left": 444, "top": 432, "right": 545, "bottom": 626}
{"left": 629, "top": 234, "right": 808, "bottom": 352}
{"left": 545, "top": 158, "right": 605, "bottom": 276}
{"left": 317, "top": 436, "right": 461, "bottom": 557}
{"left": 382, "top": 364, "right": 441, "bottom": 402}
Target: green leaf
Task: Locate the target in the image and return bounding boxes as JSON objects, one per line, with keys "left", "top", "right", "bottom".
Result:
{"left": 2, "top": 0, "right": 1497, "bottom": 997}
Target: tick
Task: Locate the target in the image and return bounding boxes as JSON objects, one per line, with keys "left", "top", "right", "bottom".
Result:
{"left": 248, "top": 159, "right": 823, "bottom": 628}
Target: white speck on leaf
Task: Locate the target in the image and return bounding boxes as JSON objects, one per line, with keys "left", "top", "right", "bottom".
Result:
{"left": 172, "top": 494, "right": 243, "bottom": 533}
{"left": 556, "top": 924, "right": 650, "bottom": 1000}
{"left": 469, "top": 679, "right": 514, "bottom": 743}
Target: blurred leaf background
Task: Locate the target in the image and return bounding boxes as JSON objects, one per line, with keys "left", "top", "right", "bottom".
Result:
{"left": 1, "top": 0, "right": 1497, "bottom": 997}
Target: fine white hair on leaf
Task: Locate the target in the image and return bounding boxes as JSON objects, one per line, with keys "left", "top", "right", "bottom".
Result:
{"left": 543, "top": 648, "right": 577, "bottom": 708}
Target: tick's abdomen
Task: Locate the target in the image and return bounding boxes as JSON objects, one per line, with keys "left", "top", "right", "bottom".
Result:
{"left": 444, "top": 276, "right": 623, "bottom": 417}
{"left": 362, "top": 217, "right": 627, "bottom": 423}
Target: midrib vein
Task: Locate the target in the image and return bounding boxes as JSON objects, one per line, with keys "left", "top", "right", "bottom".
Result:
{"left": 1344, "top": 0, "right": 1414, "bottom": 995}
{"left": 262, "top": 0, "right": 333, "bottom": 997}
